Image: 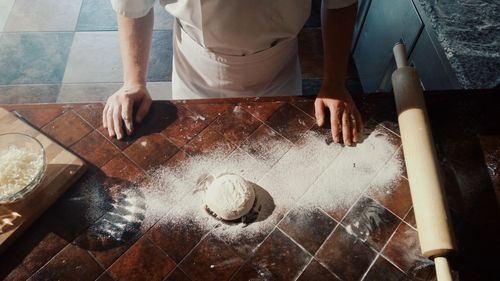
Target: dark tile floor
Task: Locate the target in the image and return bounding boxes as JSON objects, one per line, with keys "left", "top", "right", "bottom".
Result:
{"left": 1, "top": 91, "right": 498, "bottom": 280}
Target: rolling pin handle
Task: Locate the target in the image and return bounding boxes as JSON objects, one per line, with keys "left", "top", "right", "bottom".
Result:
{"left": 393, "top": 41, "right": 409, "bottom": 68}
{"left": 434, "top": 257, "right": 453, "bottom": 281}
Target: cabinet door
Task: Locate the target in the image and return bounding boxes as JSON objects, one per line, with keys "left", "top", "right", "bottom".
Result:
{"left": 353, "top": 0, "right": 423, "bottom": 92}
{"left": 352, "top": 0, "right": 372, "bottom": 49}
{"left": 409, "top": 29, "right": 453, "bottom": 90}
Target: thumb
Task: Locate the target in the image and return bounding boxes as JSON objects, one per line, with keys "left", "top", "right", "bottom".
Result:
{"left": 314, "top": 99, "right": 325, "bottom": 127}
{"left": 135, "top": 96, "right": 152, "bottom": 123}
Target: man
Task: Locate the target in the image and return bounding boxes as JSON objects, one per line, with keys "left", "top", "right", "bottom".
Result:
{"left": 103, "top": 0, "right": 363, "bottom": 145}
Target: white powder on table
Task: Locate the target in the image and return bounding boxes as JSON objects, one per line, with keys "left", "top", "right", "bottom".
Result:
{"left": 74, "top": 125, "right": 404, "bottom": 242}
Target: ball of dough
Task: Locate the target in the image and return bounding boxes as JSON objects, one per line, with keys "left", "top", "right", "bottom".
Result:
{"left": 205, "top": 174, "right": 255, "bottom": 221}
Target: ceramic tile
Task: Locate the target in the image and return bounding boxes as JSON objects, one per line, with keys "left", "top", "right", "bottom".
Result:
{"left": 366, "top": 174, "right": 412, "bottom": 219}
{"left": 0, "top": 265, "right": 30, "bottom": 281}
{"left": 147, "top": 30, "right": 173, "bottom": 82}
{"left": 77, "top": 0, "right": 118, "bottom": 31}
{"left": 124, "top": 133, "right": 179, "bottom": 170}
{"left": 42, "top": 110, "right": 93, "bottom": 147}
{"left": 0, "top": 215, "right": 70, "bottom": 277}
{"left": 77, "top": 0, "right": 174, "bottom": 31}
{"left": 163, "top": 149, "right": 190, "bottom": 168}
{"left": 74, "top": 185, "right": 152, "bottom": 268}
{"left": 108, "top": 237, "right": 176, "bottom": 281}
{"left": 73, "top": 103, "right": 106, "bottom": 129}
{"left": 164, "top": 268, "right": 191, "bottom": 281}
{"left": 179, "top": 234, "right": 244, "bottom": 281}
{"left": 4, "top": 0, "right": 82, "bottom": 31}
{"left": 71, "top": 130, "right": 121, "bottom": 167}
{"left": 63, "top": 31, "right": 171, "bottom": 83}
{"left": 265, "top": 102, "right": 316, "bottom": 143}
{"left": 0, "top": 0, "right": 15, "bottom": 31}
{"left": 184, "top": 128, "right": 235, "bottom": 157}
{"left": 57, "top": 83, "right": 121, "bottom": 102}
{"left": 12, "top": 106, "right": 68, "bottom": 128}
{"left": 161, "top": 105, "right": 211, "bottom": 147}
{"left": 404, "top": 208, "right": 416, "bottom": 228}
{"left": 153, "top": 1, "right": 175, "bottom": 30}
{"left": 290, "top": 99, "right": 315, "bottom": 118}
{"left": 183, "top": 104, "right": 232, "bottom": 124}
{"left": 363, "top": 256, "right": 408, "bottom": 281}
{"left": 232, "top": 229, "right": 311, "bottom": 281}
{"left": 304, "top": 0, "right": 321, "bottom": 28}
{"left": 0, "top": 32, "right": 73, "bottom": 85}
{"left": 223, "top": 148, "right": 271, "bottom": 183}
{"left": 315, "top": 225, "right": 377, "bottom": 281}
{"left": 101, "top": 154, "right": 143, "bottom": 182}
{"left": 0, "top": 85, "right": 60, "bottom": 104}
{"left": 98, "top": 101, "right": 178, "bottom": 150}
{"left": 220, "top": 229, "right": 275, "bottom": 260}
{"left": 239, "top": 101, "right": 284, "bottom": 122}
{"left": 382, "top": 223, "right": 435, "bottom": 277}
{"left": 240, "top": 124, "right": 293, "bottom": 165}
{"left": 95, "top": 272, "right": 114, "bottom": 281}
{"left": 341, "top": 196, "right": 400, "bottom": 251}
{"left": 296, "top": 259, "right": 341, "bottom": 281}
{"left": 148, "top": 217, "right": 209, "bottom": 263}
{"left": 278, "top": 208, "right": 337, "bottom": 255}
{"left": 51, "top": 172, "right": 111, "bottom": 238}
{"left": 28, "top": 244, "right": 103, "bottom": 281}
{"left": 303, "top": 126, "right": 399, "bottom": 221}
{"left": 210, "top": 105, "right": 261, "bottom": 146}
{"left": 148, "top": 82, "right": 173, "bottom": 100}
{"left": 301, "top": 78, "right": 322, "bottom": 96}
{"left": 62, "top": 32, "right": 121, "bottom": 83}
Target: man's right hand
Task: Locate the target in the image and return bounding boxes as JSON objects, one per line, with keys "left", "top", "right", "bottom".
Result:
{"left": 102, "top": 84, "right": 152, "bottom": 140}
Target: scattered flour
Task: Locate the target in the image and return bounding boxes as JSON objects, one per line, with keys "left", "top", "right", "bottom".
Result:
{"left": 76, "top": 125, "right": 404, "bottom": 242}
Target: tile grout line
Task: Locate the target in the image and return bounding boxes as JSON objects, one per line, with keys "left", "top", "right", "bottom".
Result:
{"left": 360, "top": 219, "right": 409, "bottom": 280}
{"left": 273, "top": 228, "right": 315, "bottom": 280}
{"left": 378, "top": 219, "right": 410, "bottom": 274}
{"left": 362, "top": 146, "right": 412, "bottom": 221}
{"left": 74, "top": 0, "right": 85, "bottom": 33}
{"left": 338, "top": 142, "right": 404, "bottom": 227}
{"left": 308, "top": 222, "right": 345, "bottom": 281}
{"left": 309, "top": 139, "right": 405, "bottom": 279}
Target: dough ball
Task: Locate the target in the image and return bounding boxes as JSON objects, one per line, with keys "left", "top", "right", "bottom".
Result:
{"left": 205, "top": 174, "right": 255, "bottom": 221}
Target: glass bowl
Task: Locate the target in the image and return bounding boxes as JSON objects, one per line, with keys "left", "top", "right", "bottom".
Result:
{"left": 0, "top": 133, "right": 46, "bottom": 204}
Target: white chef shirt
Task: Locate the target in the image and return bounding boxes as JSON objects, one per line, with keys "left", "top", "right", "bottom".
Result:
{"left": 111, "top": 0, "right": 357, "bottom": 56}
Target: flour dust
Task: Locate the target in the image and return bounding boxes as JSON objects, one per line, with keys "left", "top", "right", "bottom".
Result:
{"left": 76, "top": 125, "right": 403, "bottom": 242}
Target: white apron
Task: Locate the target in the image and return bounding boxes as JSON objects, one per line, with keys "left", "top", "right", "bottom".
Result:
{"left": 110, "top": 0, "right": 358, "bottom": 99}
{"left": 171, "top": 21, "right": 302, "bottom": 99}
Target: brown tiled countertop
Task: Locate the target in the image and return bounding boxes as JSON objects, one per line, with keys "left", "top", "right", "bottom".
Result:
{"left": 0, "top": 91, "right": 499, "bottom": 281}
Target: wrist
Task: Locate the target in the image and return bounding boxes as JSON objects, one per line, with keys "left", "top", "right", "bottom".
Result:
{"left": 123, "top": 80, "right": 147, "bottom": 89}
{"left": 320, "top": 78, "right": 345, "bottom": 91}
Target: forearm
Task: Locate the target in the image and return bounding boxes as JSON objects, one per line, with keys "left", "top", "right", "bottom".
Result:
{"left": 321, "top": 3, "right": 357, "bottom": 89}
{"left": 117, "top": 9, "right": 154, "bottom": 86}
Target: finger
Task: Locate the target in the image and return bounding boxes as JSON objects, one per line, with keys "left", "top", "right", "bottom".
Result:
{"left": 122, "top": 98, "right": 134, "bottom": 136}
{"left": 136, "top": 96, "right": 152, "bottom": 123}
{"left": 113, "top": 105, "right": 124, "bottom": 140}
{"left": 352, "top": 109, "right": 364, "bottom": 143}
{"left": 342, "top": 109, "right": 352, "bottom": 146}
{"left": 106, "top": 105, "right": 115, "bottom": 137}
{"left": 103, "top": 103, "right": 108, "bottom": 129}
{"left": 329, "top": 105, "right": 341, "bottom": 143}
{"left": 314, "top": 99, "right": 325, "bottom": 127}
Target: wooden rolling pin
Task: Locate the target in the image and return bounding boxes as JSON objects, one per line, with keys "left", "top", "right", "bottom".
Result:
{"left": 391, "top": 42, "right": 456, "bottom": 281}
